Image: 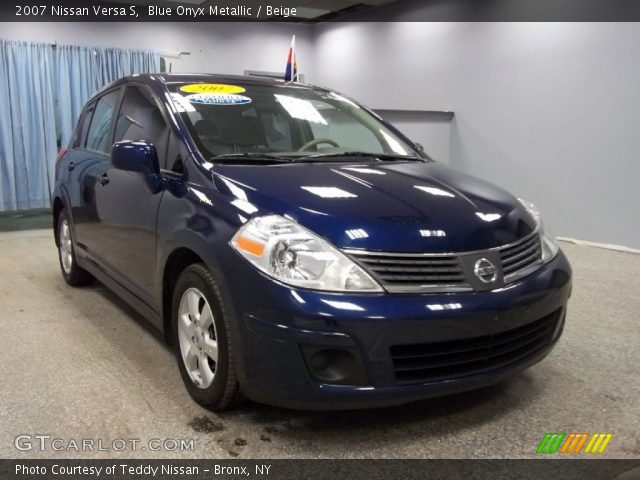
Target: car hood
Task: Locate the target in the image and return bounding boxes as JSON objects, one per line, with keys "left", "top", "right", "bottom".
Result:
{"left": 213, "top": 161, "right": 537, "bottom": 253}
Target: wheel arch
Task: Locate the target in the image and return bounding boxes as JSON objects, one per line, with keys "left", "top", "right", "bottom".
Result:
{"left": 52, "top": 185, "right": 73, "bottom": 247}
{"left": 161, "top": 247, "right": 205, "bottom": 344}
{"left": 52, "top": 196, "right": 66, "bottom": 247}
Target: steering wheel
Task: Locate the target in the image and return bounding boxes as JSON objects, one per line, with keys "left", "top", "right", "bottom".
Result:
{"left": 297, "top": 137, "right": 340, "bottom": 152}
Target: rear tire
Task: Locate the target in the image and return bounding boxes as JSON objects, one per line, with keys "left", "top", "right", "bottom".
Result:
{"left": 172, "top": 263, "right": 244, "bottom": 410}
{"left": 57, "top": 209, "right": 92, "bottom": 287}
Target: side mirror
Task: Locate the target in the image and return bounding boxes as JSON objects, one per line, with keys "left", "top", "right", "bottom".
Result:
{"left": 111, "top": 140, "right": 160, "bottom": 175}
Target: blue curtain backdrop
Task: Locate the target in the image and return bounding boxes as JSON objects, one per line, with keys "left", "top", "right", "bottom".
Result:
{"left": 0, "top": 40, "right": 57, "bottom": 210}
{"left": 56, "top": 45, "right": 160, "bottom": 148}
{"left": 0, "top": 39, "right": 159, "bottom": 211}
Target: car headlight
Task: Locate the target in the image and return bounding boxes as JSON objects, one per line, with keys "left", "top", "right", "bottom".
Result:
{"left": 230, "top": 215, "right": 383, "bottom": 292}
{"left": 518, "top": 198, "right": 559, "bottom": 263}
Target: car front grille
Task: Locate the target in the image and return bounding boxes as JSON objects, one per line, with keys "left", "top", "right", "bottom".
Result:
{"left": 345, "top": 253, "right": 470, "bottom": 292}
{"left": 499, "top": 233, "right": 542, "bottom": 280}
{"left": 389, "top": 309, "right": 561, "bottom": 385}
{"left": 345, "top": 230, "right": 543, "bottom": 293}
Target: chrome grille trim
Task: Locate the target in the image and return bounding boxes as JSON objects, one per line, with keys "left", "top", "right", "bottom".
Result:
{"left": 344, "top": 229, "right": 543, "bottom": 293}
{"left": 345, "top": 251, "right": 471, "bottom": 293}
{"left": 499, "top": 233, "right": 542, "bottom": 282}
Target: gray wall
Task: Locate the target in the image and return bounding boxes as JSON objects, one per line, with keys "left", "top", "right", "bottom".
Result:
{"left": 0, "top": 22, "right": 314, "bottom": 77}
{"left": 313, "top": 22, "right": 640, "bottom": 248}
{"left": 2, "top": 20, "right": 639, "bottom": 248}
{"left": 374, "top": 110, "right": 453, "bottom": 164}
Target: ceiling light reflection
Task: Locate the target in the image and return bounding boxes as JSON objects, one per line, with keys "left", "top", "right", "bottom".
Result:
{"left": 427, "top": 303, "right": 462, "bottom": 311}
{"left": 169, "top": 92, "right": 196, "bottom": 113}
{"left": 290, "top": 290, "right": 306, "bottom": 304}
{"left": 231, "top": 198, "right": 258, "bottom": 214}
{"left": 476, "top": 212, "right": 502, "bottom": 222}
{"left": 346, "top": 228, "right": 369, "bottom": 240}
{"left": 299, "top": 207, "right": 330, "bottom": 216}
{"left": 275, "top": 94, "right": 327, "bottom": 125}
{"left": 329, "top": 92, "right": 361, "bottom": 109}
{"left": 342, "top": 167, "right": 386, "bottom": 175}
{"left": 190, "top": 188, "right": 213, "bottom": 206}
{"left": 414, "top": 186, "right": 455, "bottom": 197}
{"left": 221, "top": 178, "right": 248, "bottom": 201}
{"left": 321, "top": 300, "right": 365, "bottom": 311}
{"left": 380, "top": 129, "right": 408, "bottom": 155}
{"left": 420, "top": 229, "right": 446, "bottom": 237}
{"left": 301, "top": 186, "right": 357, "bottom": 198}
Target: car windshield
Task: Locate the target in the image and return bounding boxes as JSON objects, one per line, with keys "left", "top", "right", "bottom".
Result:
{"left": 166, "top": 81, "right": 421, "bottom": 161}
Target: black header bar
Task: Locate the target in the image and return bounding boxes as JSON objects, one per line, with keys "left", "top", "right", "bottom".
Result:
{"left": 3, "top": 0, "right": 640, "bottom": 22}
{"left": 1, "top": 459, "right": 640, "bottom": 480}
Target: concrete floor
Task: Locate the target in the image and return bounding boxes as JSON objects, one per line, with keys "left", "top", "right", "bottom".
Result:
{"left": 0, "top": 229, "right": 638, "bottom": 459}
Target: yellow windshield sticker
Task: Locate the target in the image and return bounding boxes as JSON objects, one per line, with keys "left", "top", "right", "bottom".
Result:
{"left": 180, "top": 83, "right": 246, "bottom": 94}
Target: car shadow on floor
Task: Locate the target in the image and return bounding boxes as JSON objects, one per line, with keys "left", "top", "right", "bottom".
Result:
{"left": 90, "top": 280, "right": 168, "bottom": 345}
{"left": 219, "top": 376, "right": 537, "bottom": 442}
{"left": 83, "top": 279, "right": 545, "bottom": 443}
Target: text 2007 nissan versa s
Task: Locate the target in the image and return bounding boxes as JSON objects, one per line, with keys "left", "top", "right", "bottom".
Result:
{"left": 53, "top": 74, "right": 571, "bottom": 410}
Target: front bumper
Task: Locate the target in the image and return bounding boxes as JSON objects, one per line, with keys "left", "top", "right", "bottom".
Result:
{"left": 225, "top": 250, "right": 572, "bottom": 410}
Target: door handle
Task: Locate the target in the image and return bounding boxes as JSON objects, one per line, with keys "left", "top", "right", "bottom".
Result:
{"left": 98, "top": 173, "right": 110, "bottom": 186}
{"left": 67, "top": 162, "right": 75, "bottom": 172}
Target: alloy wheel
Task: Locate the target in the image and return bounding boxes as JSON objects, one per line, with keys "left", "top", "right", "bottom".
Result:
{"left": 177, "top": 287, "right": 219, "bottom": 389}
{"left": 59, "top": 219, "right": 73, "bottom": 274}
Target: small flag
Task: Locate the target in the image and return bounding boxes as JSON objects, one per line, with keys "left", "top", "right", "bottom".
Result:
{"left": 285, "top": 35, "right": 298, "bottom": 82}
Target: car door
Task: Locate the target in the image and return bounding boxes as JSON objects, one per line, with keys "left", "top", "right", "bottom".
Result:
{"left": 91, "top": 84, "right": 174, "bottom": 306}
{"left": 70, "top": 88, "right": 122, "bottom": 263}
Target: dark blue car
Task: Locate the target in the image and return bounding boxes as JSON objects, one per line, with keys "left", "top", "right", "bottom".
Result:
{"left": 53, "top": 74, "right": 572, "bottom": 410}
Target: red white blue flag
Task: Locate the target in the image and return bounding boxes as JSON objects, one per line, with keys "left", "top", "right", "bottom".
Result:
{"left": 284, "top": 35, "right": 298, "bottom": 82}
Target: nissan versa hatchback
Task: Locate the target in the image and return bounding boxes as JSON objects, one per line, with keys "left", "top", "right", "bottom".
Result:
{"left": 53, "top": 74, "right": 572, "bottom": 410}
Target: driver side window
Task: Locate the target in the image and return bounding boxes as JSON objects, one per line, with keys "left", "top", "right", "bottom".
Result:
{"left": 114, "top": 86, "right": 171, "bottom": 170}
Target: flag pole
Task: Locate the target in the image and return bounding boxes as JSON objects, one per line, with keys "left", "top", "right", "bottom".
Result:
{"left": 285, "top": 35, "right": 298, "bottom": 84}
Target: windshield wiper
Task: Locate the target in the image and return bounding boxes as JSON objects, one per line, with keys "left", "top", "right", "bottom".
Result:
{"left": 295, "top": 152, "right": 423, "bottom": 162}
{"left": 211, "top": 153, "right": 293, "bottom": 164}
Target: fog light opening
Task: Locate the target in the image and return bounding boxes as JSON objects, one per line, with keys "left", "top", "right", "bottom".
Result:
{"left": 302, "top": 346, "right": 369, "bottom": 386}
{"left": 309, "top": 349, "right": 355, "bottom": 382}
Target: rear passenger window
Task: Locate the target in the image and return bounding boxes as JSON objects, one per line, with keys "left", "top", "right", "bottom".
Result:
{"left": 85, "top": 90, "right": 120, "bottom": 154}
{"left": 114, "top": 86, "right": 170, "bottom": 169}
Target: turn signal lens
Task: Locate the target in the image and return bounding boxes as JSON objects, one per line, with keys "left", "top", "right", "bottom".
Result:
{"left": 235, "top": 236, "right": 266, "bottom": 257}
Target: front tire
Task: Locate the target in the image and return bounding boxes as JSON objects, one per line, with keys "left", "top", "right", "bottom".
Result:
{"left": 172, "top": 263, "right": 244, "bottom": 410}
{"left": 57, "top": 209, "right": 92, "bottom": 286}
